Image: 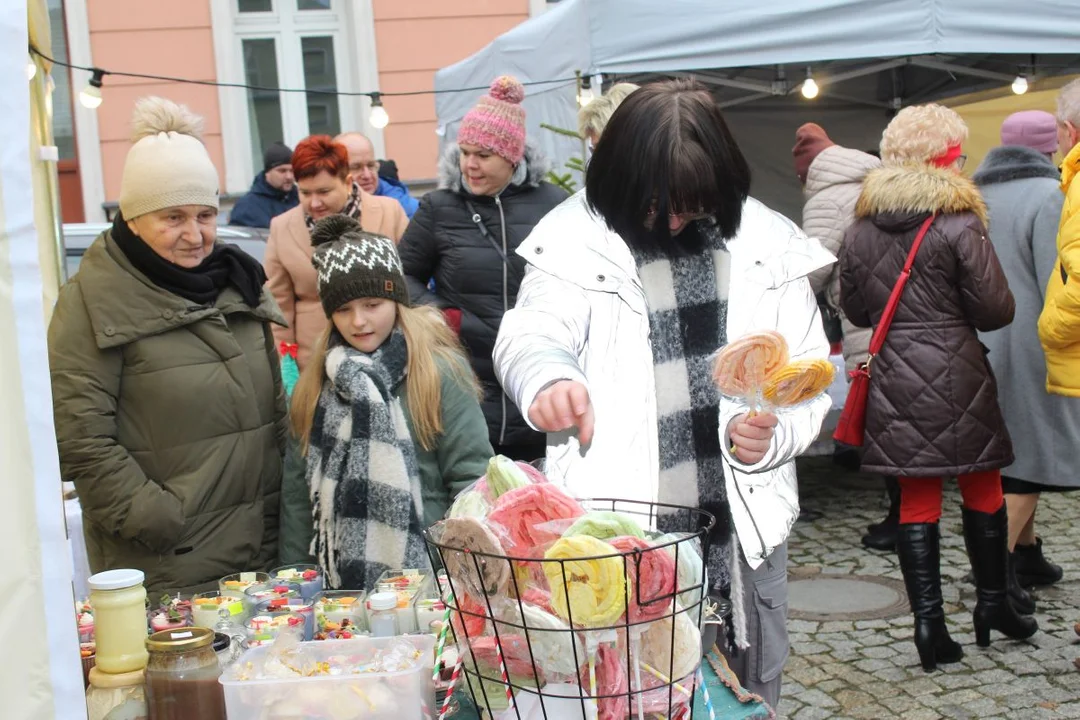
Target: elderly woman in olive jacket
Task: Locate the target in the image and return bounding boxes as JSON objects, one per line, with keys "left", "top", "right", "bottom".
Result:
{"left": 49, "top": 98, "right": 287, "bottom": 595}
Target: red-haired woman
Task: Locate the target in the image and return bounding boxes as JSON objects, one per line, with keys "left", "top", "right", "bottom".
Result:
{"left": 265, "top": 135, "right": 409, "bottom": 371}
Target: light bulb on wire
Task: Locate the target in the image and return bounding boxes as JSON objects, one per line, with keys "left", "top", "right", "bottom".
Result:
{"left": 801, "top": 68, "right": 819, "bottom": 100}
{"left": 80, "top": 68, "right": 105, "bottom": 109}
{"left": 27, "top": 57, "right": 37, "bottom": 81}
{"left": 1012, "top": 75, "right": 1029, "bottom": 95}
{"left": 577, "top": 85, "right": 594, "bottom": 108}
{"left": 369, "top": 92, "right": 389, "bottom": 129}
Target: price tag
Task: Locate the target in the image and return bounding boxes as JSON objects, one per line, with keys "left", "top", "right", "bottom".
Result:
{"left": 171, "top": 631, "right": 194, "bottom": 639}
{"left": 240, "top": 572, "right": 256, "bottom": 583}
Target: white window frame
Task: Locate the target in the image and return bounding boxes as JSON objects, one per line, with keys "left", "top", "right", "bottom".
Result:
{"left": 211, "top": 0, "right": 383, "bottom": 194}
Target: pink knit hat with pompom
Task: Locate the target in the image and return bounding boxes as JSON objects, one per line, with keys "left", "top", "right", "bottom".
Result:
{"left": 457, "top": 76, "right": 527, "bottom": 164}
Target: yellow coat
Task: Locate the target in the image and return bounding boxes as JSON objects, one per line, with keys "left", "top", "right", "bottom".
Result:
{"left": 1039, "top": 143, "right": 1080, "bottom": 396}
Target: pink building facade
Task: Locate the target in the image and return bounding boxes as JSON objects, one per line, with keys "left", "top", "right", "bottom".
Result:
{"left": 55, "top": 0, "right": 545, "bottom": 222}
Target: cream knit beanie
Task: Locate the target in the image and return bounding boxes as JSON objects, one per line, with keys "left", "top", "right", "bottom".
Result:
{"left": 118, "top": 96, "right": 219, "bottom": 219}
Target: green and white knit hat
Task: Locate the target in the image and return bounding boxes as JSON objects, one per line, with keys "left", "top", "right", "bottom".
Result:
{"left": 310, "top": 215, "right": 409, "bottom": 316}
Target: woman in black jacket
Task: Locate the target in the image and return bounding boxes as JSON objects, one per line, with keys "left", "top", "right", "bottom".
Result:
{"left": 397, "top": 76, "right": 567, "bottom": 461}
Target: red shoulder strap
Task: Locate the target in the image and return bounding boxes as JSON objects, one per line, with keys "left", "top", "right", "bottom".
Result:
{"left": 867, "top": 213, "right": 937, "bottom": 357}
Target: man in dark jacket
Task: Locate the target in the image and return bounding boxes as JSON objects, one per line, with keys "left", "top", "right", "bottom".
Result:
{"left": 229, "top": 142, "right": 299, "bottom": 228}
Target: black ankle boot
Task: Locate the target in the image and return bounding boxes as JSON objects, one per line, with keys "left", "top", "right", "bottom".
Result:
{"left": 896, "top": 523, "right": 964, "bottom": 672}
{"left": 961, "top": 506, "right": 1039, "bottom": 647}
{"left": 1013, "top": 537, "right": 1063, "bottom": 587}
{"left": 1007, "top": 552, "right": 1036, "bottom": 615}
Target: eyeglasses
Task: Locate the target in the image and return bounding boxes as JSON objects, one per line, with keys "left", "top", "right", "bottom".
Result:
{"left": 349, "top": 161, "right": 380, "bottom": 174}
{"left": 955, "top": 155, "right": 967, "bottom": 170}
{"left": 646, "top": 207, "right": 713, "bottom": 222}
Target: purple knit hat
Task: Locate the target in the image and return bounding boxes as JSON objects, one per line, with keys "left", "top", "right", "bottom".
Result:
{"left": 1001, "top": 110, "right": 1058, "bottom": 154}
{"left": 457, "top": 76, "right": 527, "bottom": 164}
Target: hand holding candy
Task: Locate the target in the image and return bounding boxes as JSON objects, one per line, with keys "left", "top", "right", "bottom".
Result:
{"left": 727, "top": 412, "right": 777, "bottom": 465}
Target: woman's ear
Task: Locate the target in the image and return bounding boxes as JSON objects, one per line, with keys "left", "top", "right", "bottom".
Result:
{"left": 126, "top": 218, "right": 140, "bottom": 237}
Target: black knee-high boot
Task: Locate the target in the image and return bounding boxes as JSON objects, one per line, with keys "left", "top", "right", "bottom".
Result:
{"left": 863, "top": 476, "right": 900, "bottom": 551}
{"left": 962, "top": 505, "right": 1039, "bottom": 647}
{"left": 896, "top": 523, "right": 964, "bottom": 671}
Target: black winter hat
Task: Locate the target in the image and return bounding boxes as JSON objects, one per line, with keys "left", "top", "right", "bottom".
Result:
{"left": 310, "top": 216, "right": 410, "bottom": 317}
{"left": 263, "top": 141, "right": 293, "bottom": 171}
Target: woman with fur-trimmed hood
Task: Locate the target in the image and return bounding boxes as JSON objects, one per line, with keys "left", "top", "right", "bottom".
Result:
{"left": 397, "top": 76, "right": 567, "bottom": 461}
{"left": 840, "top": 104, "right": 1036, "bottom": 672}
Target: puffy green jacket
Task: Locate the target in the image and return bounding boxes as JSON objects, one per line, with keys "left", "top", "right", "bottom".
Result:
{"left": 49, "top": 231, "right": 288, "bottom": 594}
{"left": 279, "top": 359, "right": 493, "bottom": 565}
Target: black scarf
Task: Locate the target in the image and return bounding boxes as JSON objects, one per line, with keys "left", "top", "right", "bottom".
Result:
{"left": 628, "top": 221, "right": 733, "bottom": 591}
{"left": 111, "top": 212, "right": 267, "bottom": 307}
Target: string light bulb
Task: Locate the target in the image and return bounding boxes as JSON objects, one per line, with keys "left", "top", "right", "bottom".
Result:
{"left": 369, "top": 92, "right": 389, "bottom": 129}
{"left": 577, "top": 76, "right": 594, "bottom": 107}
{"left": 27, "top": 57, "right": 37, "bottom": 81}
{"left": 801, "top": 68, "right": 819, "bottom": 100}
{"left": 80, "top": 68, "right": 105, "bottom": 109}
{"left": 1012, "top": 75, "right": 1029, "bottom": 95}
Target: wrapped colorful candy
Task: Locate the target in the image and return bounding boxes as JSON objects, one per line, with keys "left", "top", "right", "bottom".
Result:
{"left": 450, "top": 592, "right": 489, "bottom": 641}
{"left": 712, "top": 330, "right": 789, "bottom": 399}
{"left": 653, "top": 533, "right": 705, "bottom": 609}
{"left": 543, "top": 535, "right": 626, "bottom": 627}
{"left": 447, "top": 488, "right": 489, "bottom": 519}
{"left": 469, "top": 634, "right": 540, "bottom": 680}
{"left": 762, "top": 357, "right": 835, "bottom": 407}
{"left": 563, "top": 511, "right": 645, "bottom": 541}
{"left": 640, "top": 604, "right": 701, "bottom": 683}
{"left": 484, "top": 455, "right": 532, "bottom": 500}
{"left": 578, "top": 642, "right": 629, "bottom": 720}
{"left": 608, "top": 535, "right": 676, "bottom": 623}
{"left": 488, "top": 482, "right": 585, "bottom": 554}
{"left": 440, "top": 517, "right": 511, "bottom": 598}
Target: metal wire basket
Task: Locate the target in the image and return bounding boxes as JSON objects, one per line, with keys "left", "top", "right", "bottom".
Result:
{"left": 425, "top": 498, "right": 715, "bottom": 720}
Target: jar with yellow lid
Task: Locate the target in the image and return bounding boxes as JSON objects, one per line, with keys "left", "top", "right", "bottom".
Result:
{"left": 85, "top": 666, "right": 147, "bottom": 720}
{"left": 88, "top": 568, "right": 149, "bottom": 673}
{"left": 144, "top": 627, "right": 226, "bottom": 720}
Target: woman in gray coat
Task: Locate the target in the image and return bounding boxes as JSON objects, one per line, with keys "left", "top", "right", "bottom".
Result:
{"left": 973, "top": 110, "right": 1075, "bottom": 597}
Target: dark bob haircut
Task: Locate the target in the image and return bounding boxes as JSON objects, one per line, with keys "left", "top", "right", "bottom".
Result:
{"left": 585, "top": 79, "right": 751, "bottom": 247}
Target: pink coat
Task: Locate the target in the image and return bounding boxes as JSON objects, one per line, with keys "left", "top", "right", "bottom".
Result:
{"left": 264, "top": 192, "right": 409, "bottom": 370}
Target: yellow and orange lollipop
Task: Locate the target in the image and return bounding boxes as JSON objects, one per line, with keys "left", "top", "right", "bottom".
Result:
{"left": 762, "top": 358, "right": 835, "bottom": 407}
{"left": 712, "top": 331, "right": 790, "bottom": 399}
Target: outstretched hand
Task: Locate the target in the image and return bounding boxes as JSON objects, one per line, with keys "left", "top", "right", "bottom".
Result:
{"left": 528, "top": 380, "right": 595, "bottom": 446}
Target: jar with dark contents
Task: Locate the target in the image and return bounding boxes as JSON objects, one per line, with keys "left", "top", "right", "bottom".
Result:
{"left": 144, "top": 626, "right": 226, "bottom": 720}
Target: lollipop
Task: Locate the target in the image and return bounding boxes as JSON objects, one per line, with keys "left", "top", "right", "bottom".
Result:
{"left": 564, "top": 511, "right": 646, "bottom": 541}
{"left": 578, "top": 642, "right": 629, "bottom": 720}
{"left": 543, "top": 536, "right": 627, "bottom": 627}
{"left": 512, "top": 601, "right": 584, "bottom": 676}
{"left": 640, "top": 604, "right": 701, "bottom": 683}
{"left": 609, "top": 536, "right": 677, "bottom": 624}
{"left": 450, "top": 593, "right": 489, "bottom": 641}
{"left": 653, "top": 533, "right": 705, "bottom": 609}
{"left": 448, "top": 488, "right": 489, "bottom": 519}
{"left": 469, "top": 634, "right": 540, "bottom": 680}
{"left": 440, "top": 517, "right": 511, "bottom": 597}
{"left": 762, "top": 357, "right": 835, "bottom": 407}
{"left": 488, "top": 482, "right": 586, "bottom": 553}
{"left": 485, "top": 455, "right": 532, "bottom": 500}
{"left": 712, "top": 330, "right": 789, "bottom": 399}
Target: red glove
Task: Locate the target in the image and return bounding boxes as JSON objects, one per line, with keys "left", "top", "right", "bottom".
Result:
{"left": 442, "top": 308, "right": 462, "bottom": 334}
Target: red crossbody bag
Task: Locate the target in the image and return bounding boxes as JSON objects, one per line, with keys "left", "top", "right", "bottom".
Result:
{"left": 834, "top": 213, "right": 936, "bottom": 447}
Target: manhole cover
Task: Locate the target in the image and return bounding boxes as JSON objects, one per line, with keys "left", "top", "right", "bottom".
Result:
{"left": 788, "top": 574, "right": 909, "bottom": 621}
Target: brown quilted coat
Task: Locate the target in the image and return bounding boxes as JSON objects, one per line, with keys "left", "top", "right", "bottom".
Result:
{"left": 839, "top": 164, "right": 1016, "bottom": 477}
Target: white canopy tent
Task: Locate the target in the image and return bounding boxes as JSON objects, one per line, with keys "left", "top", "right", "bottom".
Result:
{"left": 435, "top": 0, "right": 1080, "bottom": 219}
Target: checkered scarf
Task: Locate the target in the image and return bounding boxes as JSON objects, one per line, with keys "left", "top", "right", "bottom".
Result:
{"left": 305, "top": 182, "right": 363, "bottom": 231}
{"left": 307, "top": 328, "right": 428, "bottom": 589}
{"left": 629, "top": 223, "right": 734, "bottom": 593}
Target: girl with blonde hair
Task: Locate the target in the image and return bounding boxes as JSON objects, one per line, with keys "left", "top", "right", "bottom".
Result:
{"left": 283, "top": 215, "right": 492, "bottom": 589}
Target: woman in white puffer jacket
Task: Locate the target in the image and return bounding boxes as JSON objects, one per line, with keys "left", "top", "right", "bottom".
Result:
{"left": 493, "top": 79, "right": 833, "bottom": 710}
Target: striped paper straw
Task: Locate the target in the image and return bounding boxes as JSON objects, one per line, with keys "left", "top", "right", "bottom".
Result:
{"left": 437, "top": 656, "right": 463, "bottom": 720}
{"left": 494, "top": 634, "right": 515, "bottom": 710}
{"left": 432, "top": 600, "right": 452, "bottom": 682}
{"left": 697, "top": 667, "right": 716, "bottom": 720}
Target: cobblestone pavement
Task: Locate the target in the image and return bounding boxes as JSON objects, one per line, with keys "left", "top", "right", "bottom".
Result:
{"left": 779, "top": 456, "right": 1080, "bottom": 720}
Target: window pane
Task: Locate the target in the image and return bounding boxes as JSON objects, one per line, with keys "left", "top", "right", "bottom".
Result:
{"left": 238, "top": 0, "right": 272, "bottom": 11}
{"left": 301, "top": 36, "right": 340, "bottom": 137}
{"left": 47, "top": 0, "right": 74, "bottom": 160}
{"left": 297, "top": 0, "right": 331, "bottom": 9}
{"left": 242, "top": 39, "right": 285, "bottom": 175}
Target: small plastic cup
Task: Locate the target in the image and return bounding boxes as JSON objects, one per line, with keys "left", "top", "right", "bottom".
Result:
{"left": 191, "top": 590, "right": 246, "bottom": 629}
{"left": 245, "top": 611, "right": 305, "bottom": 647}
{"left": 219, "top": 572, "right": 270, "bottom": 600}
{"left": 314, "top": 590, "right": 367, "bottom": 640}
{"left": 147, "top": 593, "right": 192, "bottom": 633}
{"left": 270, "top": 564, "right": 324, "bottom": 602}
{"left": 256, "top": 597, "right": 314, "bottom": 641}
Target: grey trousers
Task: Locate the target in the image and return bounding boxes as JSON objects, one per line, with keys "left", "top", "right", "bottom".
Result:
{"left": 719, "top": 541, "right": 789, "bottom": 712}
